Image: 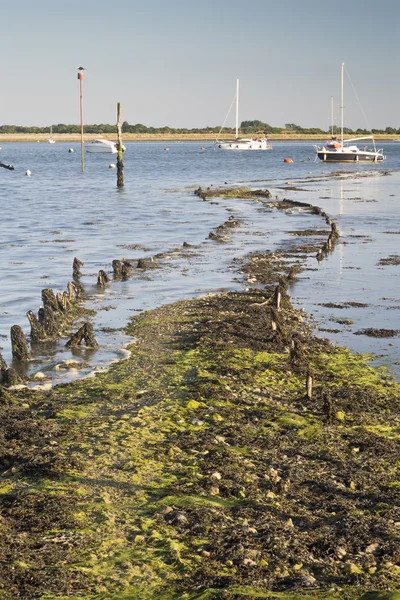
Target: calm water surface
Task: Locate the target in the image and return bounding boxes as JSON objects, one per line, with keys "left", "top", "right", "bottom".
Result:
{"left": 0, "top": 141, "right": 399, "bottom": 383}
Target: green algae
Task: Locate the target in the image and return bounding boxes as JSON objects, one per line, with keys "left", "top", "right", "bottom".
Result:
{"left": 1, "top": 290, "right": 400, "bottom": 599}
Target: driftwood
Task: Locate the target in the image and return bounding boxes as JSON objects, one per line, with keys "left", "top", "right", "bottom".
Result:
{"left": 11, "top": 325, "right": 30, "bottom": 361}
{"left": 27, "top": 310, "right": 47, "bottom": 343}
{"left": 66, "top": 322, "right": 99, "bottom": 349}
{"left": 97, "top": 270, "right": 109, "bottom": 286}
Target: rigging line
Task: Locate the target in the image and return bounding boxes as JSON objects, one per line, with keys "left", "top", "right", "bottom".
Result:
{"left": 216, "top": 93, "right": 237, "bottom": 142}
{"left": 344, "top": 65, "right": 372, "bottom": 132}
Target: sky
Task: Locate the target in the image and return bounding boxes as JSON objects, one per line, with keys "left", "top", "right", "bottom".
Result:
{"left": 1, "top": 0, "right": 399, "bottom": 129}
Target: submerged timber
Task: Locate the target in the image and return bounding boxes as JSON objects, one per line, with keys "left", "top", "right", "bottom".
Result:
{"left": 1, "top": 192, "right": 399, "bottom": 599}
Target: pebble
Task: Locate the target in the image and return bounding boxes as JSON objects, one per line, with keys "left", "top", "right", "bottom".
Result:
{"left": 335, "top": 546, "right": 347, "bottom": 559}
{"left": 210, "top": 472, "right": 222, "bottom": 480}
{"left": 365, "top": 542, "right": 379, "bottom": 554}
{"left": 33, "top": 371, "right": 46, "bottom": 379}
{"left": 302, "top": 575, "right": 316, "bottom": 586}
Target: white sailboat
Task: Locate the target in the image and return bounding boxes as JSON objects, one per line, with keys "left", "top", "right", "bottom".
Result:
{"left": 48, "top": 125, "right": 56, "bottom": 144}
{"left": 217, "top": 80, "right": 272, "bottom": 151}
{"left": 314, "top": 63, "right": 385, "bottom": 162}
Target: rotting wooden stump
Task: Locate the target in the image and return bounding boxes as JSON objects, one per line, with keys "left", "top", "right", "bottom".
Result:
{"left": 56, "top": 292, "right": 68, "bottom": 312}
{"left": 121, "top": 260, "right": 132, "bottom": 280}
{"left": 66, "top": 322, "right": 99, "bottom": 349}
{"left": 112, "top": 259, "right": 123, "bottom": 277}
{"left": 0, "top": 351, "right": 7, "bottom": 372}
{"left": 67, "top": 281, "right": 80, "bottom": 303}
{"left": 42, "top": 288, "right": 59, "bottom": 313}
{"left": 1, "top": 367, "right": 21, "bottom": 386}
{"left": 137, "top": 257, "right": 153, "bottom": 269}
{"left": 322, "top": 389, "right": 334, "bottom": 423}
{"left": 27, "top": 310, "right": 47, "bottom": 343}
{"left": 43, "top": 308, "right": 59, "bottom": 338}
{"left": 272, "top": 285, "right": 282, "bottom": 311}
{"left": 11, "top": 325, "right": 30, "bottom": 361}
{"left": 290, "top": 337, "right": 305, "bottom": 366}
{"left": 73, "top": 257, "right": 84, "bottom": 279}
{"left": 270, "top": 307, "right": 279, "bottom": 332}
{"left": 97, "top": 270, "right": 109, "bottom": 286}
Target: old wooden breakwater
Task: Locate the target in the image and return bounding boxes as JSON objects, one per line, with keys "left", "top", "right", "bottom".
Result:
{"left": 0, "top": 189, "right": 339, "bottom": 390}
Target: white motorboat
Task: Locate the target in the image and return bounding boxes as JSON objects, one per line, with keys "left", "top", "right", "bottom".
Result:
{"left": 217, "top": 80, "right": 272, "bottom": 151}
{"left": 314, "top": 64, "right": 385, "bottom": 163}
{"left": 48, "top": 125, "right": 55, "bottom": 144}
{"left": 86, "top": 139, "right": 126, "bottom": 154}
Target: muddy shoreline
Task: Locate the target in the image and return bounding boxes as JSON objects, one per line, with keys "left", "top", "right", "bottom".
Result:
{"left": 0, "top": 189, "right": 399, "bottom": 599}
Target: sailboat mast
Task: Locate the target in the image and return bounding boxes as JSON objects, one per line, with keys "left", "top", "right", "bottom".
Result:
{"left": 330, "top": 96, "right": 334, "bottom": 136}
{"left": 235, "top": 79, "right": 239, "bottom": 139}
{"left": 340, "top": 62, "right": 344, "bottom": 145}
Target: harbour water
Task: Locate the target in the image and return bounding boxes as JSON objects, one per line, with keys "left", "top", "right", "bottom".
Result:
{"left": 0, "top": 140, "right": 399, "bottom": 383}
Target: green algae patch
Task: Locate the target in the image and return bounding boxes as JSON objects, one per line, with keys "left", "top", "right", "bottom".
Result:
{"left": 157, "top": 495, "right": 239, "bottom": 509}
{"left": 359, "top": 593, "right": 400, "bottom": 600}
{"left": 1, "top": 288, "right": 400, "bottom": 598}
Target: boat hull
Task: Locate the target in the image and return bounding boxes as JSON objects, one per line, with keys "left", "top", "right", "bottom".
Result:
{"left": 218, "top": 141, "right": 272, "bottom": 151}
{"left": 316, "top": 151, "right": 385, "bottom": 162}
{"left": 86, "top": 145, "right": 117, "bottom": 154}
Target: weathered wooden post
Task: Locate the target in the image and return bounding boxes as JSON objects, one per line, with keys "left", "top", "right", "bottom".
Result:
{"left": 116, "top": 102, "right": 124, "bottom": 188}
{"left": 11, "top": 325, "right": 30, "bottom": 361}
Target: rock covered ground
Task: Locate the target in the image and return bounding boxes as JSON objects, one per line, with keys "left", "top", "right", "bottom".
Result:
{"left": 0, "top": 191, "right": 399, "bottom": 600}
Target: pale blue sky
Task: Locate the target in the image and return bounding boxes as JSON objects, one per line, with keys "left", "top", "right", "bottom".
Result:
{"left": 1, "top": 0, "right": 399, "bottom": 129}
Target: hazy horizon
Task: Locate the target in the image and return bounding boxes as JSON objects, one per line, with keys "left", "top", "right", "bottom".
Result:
{"left": 1, "top": 0, "right": 399, "bottom": 130}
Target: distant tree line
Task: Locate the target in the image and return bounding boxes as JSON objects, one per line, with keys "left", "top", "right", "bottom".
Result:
{"left": 0, "top": 121, "right": 399, "bottom": 135}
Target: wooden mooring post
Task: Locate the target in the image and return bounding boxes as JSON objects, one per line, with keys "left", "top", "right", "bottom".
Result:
{"left": 117, "top": 102, "right": 124, "bottom": 188}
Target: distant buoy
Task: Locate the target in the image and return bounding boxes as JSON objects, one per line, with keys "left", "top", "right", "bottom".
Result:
{"left": 284, "top": 158, "right": 293, "bottom": 163}
{"left": 109, "top": 163, "right": 116, "bottom": 169}
{"left": 68, "top": 148, "right": 74, "bottom": 153}
{"left": 164, "top": 148, "right": 169, "bottom": 151}
{"left": 25, "top": 169, "right": 32, "bottom": 176}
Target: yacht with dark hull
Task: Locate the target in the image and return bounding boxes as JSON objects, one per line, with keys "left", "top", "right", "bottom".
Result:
{"left": 314, "top": 63, "right": 386, "bottom": 163}
{"left": 315, "top": 136, "right": 385, "bottom": 162}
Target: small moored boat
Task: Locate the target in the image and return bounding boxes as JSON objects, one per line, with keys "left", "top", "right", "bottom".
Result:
{"left": 86, "top": 139, "right": 126, "bottom": 154}
{"left": 314, "top": 64, "right": 385, "bottom": 163}
{"left": 217, "top": 80, "right": 272, "bottom": 151}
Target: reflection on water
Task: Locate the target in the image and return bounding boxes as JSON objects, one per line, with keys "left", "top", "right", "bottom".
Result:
{"left": 0, "top": 141, "right": 399, "bottom": 383}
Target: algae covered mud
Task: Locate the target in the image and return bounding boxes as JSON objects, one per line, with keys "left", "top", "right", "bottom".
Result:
{"left": 0, "top": 142, "right": 400, "bottom": 599}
